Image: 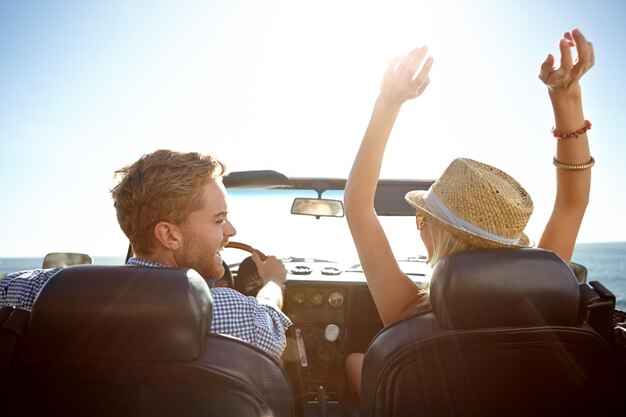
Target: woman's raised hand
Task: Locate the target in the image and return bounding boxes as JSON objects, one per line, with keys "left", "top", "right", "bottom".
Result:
{"left": 380, "top": 46, "right": 434, "bottom": 105}
{"left": 539, "top": 28, "right": 594, "bottom": 92}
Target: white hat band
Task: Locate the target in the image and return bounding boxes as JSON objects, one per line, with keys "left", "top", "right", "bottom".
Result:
{"left": 423, "top": 188, "right": 522, "bottom": 245}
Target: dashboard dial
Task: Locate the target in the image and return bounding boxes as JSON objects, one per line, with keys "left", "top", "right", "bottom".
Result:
{"left": 328, "top": 291, "right": 344, "bottom": 308}
{"left": 291, "top": 291, "right": 306, "bottom": 305}
{"left": 310, "top": 292, "right": 325, "bottom": 306}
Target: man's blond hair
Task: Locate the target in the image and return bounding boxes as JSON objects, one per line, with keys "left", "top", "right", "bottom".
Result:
{"left": 110, "top": 150, "right": 226, "bottom": 255}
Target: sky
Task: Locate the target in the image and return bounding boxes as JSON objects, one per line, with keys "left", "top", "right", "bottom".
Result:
{"left": 1, "top": 0, "right": 625, "bottom": 257}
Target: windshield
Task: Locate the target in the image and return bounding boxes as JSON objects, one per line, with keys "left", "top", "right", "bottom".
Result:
{"left": 223, "top": 189, "right": 429, "bottom": 272}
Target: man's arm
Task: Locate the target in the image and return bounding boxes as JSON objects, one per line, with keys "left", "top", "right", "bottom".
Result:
{"left": 210, "top": 285, "right": 292, "bottom": 360}
{"left": 0, "top": 268, "right": 60, "bottom": 308}
{"left": 252, "top": 252, "right": 287, "bottom": 309}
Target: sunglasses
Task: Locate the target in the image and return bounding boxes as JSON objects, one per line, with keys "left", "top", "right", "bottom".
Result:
{"left": 416, "top": 214, "right": 427, "bottom": 231}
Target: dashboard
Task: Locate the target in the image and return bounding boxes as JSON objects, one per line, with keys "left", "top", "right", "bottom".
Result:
{"left": 279, "top": 259, "right": 428, "bottom": 416}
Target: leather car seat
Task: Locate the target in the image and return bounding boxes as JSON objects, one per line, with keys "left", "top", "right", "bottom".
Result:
{"left": 5, "top": 265, "right": 294, "bottom": 417}
{"left": 0, "top": 306, "right": 29, "bottom": 398}
{"left": 360, "top": 248, "right": 618, "bottom": 417}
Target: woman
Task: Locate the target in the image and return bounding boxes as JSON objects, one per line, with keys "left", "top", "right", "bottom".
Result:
{"left": 344, "top": 28, "right": 594, "bottom": 394}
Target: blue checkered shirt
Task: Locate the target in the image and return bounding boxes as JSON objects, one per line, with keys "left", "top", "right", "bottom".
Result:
{"left": 0, "top": 258, "right": 292, "bottom": 359}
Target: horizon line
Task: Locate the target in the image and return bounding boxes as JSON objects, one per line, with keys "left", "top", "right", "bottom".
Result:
{"left": 2, "top": 240, "right": 626, "bottom": 259}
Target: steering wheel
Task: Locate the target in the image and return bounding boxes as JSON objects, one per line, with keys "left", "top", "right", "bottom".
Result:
{"left": 222, "top": 241, "right": 268, "bottom": 296}
{"left": 210, "top": 260, "right": 235, "bottom": 288}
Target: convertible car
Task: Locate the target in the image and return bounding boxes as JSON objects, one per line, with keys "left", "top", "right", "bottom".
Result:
{"left": 0, "top": 170, "right": 623, "bottom": 417}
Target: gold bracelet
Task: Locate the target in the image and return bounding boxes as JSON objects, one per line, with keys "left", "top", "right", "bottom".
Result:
{"left": 552, "top": 156, "right": 595, "bottom": 171}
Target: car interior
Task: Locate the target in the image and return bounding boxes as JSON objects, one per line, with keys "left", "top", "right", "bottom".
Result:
{"left": 359, "top": 248, "right": 617, "bottom": 417}
{"left": 1, "top": 265, "right": 293, "bottom": 417}
{"left": 0, "top": 170, "right": 621, "bottom": 417}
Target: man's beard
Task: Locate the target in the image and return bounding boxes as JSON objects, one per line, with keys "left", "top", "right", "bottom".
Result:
{"left": 177, "top": 249, "right": 224, "bottom": 282}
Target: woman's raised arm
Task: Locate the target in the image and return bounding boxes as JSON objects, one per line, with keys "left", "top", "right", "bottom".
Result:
{"left": 538, "top": 28, "right": 595, "bottom": 263}
{"left": 344, "top": 47, "right": 433, "bottom": 326}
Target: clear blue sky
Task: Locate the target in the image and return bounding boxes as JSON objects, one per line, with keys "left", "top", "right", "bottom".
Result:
{"left": 1, "top": 0, "right": 625, "bottom": 257}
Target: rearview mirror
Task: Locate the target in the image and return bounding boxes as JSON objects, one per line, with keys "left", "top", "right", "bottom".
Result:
{"left": 42, "top": 252, "right": 93, "bottom": 268}
{"left": 291, "top": 198, "right": 344, "bottom": 218}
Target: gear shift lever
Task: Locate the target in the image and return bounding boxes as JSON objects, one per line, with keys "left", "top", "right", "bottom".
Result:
{"left": 325, "top": 323, "right": 340, "bottom": 342}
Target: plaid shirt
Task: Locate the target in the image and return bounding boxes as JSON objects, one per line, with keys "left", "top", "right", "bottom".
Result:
{"left": 0, "top": 258, "right": 291, "bottom": 359}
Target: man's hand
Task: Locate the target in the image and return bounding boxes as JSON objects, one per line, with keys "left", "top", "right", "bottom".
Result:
{"left": 252, "top": 252, "right": 287, "bottom": 309}
{"left": 252, "top": 252, "right": 287, "bottom": 285}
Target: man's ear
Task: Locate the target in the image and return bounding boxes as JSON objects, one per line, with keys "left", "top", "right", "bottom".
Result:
{"left": 153, "top": 221, "right": 182, "bottom": 251}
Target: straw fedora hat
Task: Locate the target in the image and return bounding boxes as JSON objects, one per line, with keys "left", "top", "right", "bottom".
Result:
{"left": 405, "top": 158, "right": 533, "bottom": 249}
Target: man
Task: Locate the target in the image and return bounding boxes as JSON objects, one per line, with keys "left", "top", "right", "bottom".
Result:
{"left": 0, "top": 150, "right": 291, "bottom": 359}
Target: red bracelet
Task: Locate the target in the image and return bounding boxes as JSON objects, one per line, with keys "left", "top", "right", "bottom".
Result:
{"left": 551, "top": 120, "right": 592, "bottom": 139}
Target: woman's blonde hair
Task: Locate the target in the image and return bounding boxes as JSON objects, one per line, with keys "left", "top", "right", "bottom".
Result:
{"left": 415, "top": 219, "right": 483, "bottom": 312}
{"left": 426, "top": 221, "right": 481, "bottom": 267}
{"left": 110, "top": 150, "right": 226, "bottom": 255}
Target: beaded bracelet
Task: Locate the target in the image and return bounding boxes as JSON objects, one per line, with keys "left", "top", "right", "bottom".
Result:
{"left": 552, "top": 156, "right": 595, "bottom": 171}
{"left": 552, "top": 120, "right": 592, "bottom": 139}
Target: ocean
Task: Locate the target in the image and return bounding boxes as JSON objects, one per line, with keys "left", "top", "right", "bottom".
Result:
{"left": 0, "top": 256, "right": 125, "bottom": 275}
{"left": 572, "top": 242, "right": 626, "bottom": 311}
{"left": 1, "top": 242, "right": 624, "bottom": 310}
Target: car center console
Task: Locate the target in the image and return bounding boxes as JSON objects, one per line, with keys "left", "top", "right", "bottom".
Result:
{"left": 283, "top": 272, "right": 383, "bottom": 417}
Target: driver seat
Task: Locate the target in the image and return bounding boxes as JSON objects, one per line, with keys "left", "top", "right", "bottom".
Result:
{"left": 360, "top": 249, "right": 617, "bottom": 417}
{"left": 5, "top": 265, "right": 294, "bottom": 417}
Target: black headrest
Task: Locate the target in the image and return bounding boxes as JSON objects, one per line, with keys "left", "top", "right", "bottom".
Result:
{"left": 28, "top": 265, "right": 212, "bottom": 361}
{"left": 430, "top": 248, "right": 580, "bottom": 329}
